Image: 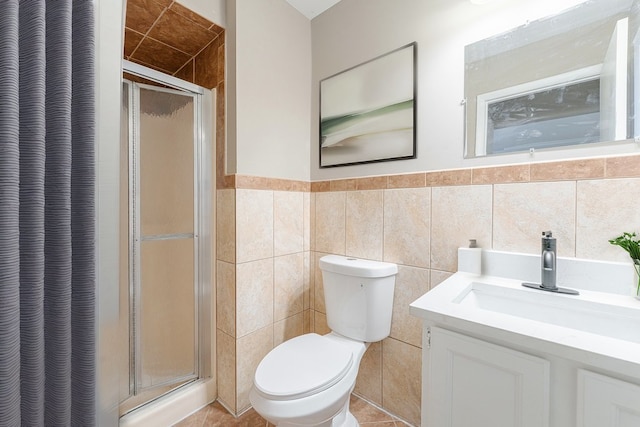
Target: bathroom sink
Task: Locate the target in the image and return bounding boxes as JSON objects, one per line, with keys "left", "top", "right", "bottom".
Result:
{"left": 411, "top": 273, "right": 640, "bottom": 375}
{"left": 410, "top": 249, "right": 640, "bottom": 375}
{"left": 453, "top": 281, "right": 640, "bottom": 344}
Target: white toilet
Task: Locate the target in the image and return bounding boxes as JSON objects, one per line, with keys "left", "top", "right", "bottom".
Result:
{"left": 249, "top": 255, "right": 398, "bottom": 427}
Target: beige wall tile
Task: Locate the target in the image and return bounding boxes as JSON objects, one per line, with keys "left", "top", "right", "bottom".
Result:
{"left": 346, "top": 190, "right": 384, "bottom": 260}
{"left": 216, "top": 189, "right": 235, "bottom": 263}
{"left": 304, "top": 192, "right": 312, "bottom": 251}
{"left": 472, "top": 164, "right": 529, "bottom": 184}
{"left": 236, "top": 189, "right": 273, "bottom": 263}
{"left": 382, "top": 338, "right": 421, "bottom": 426}
{"left": 387, "top": 172, "right": 425, "bottom": 189}
{"left": 236, "top": 259, "right": 273, "bottom": 338}
{"left": 219, "top": 165, "right": 640, "bottom": 423}
{"left": 311, "top": 181, "right": 330, "bottom": 192}
{"left": 236, "top": 326, "right": 273, "bottom": 412}
{"left": 390, "top": 266, "right": 429, "bottom": 348}
{"left": 315, "top": 192, "right": 346, "bottom": 255}
{"left": 354, "top": 341, "right": 382, "bottom": 405}
{"left": 303, "top": 309, "right": 312, "bottom": 334}
{"left": 430, "top": 269, "right": 453, "bottom": 289}
{"left": 234, "top": 174, "right": 275, "bottom": 190}
{"left": 219, "top": 174, "right": 235, "bottom": 190}
{"left": 274, "top": 253, "right": 305, "bottom": 321}
{"left": 216, "top": 162, "right": 640, "bottom": 425}
{"left": 274, "top": 191, "right": 304, "bottom": 256}
{"left": 273, "top": 312, "right": 304, "bottom": 347}
{"left": 431, "top": 185, "right": 493, "bottom": 272}
{"left": 577, "top": 178, "right": 640, "bottom": 261}
{"left": 426, "top": 169, "right": 472, "bottom": 186}
{"left": 235, "top": 175, "right": 309, "bottom": 192}
{"left": 331, "top": 179, "right": 357, "bottom": 191}
{"left": 313, "top": 311, "right": 330, "bottom": 335}
{"left": 493, "top": 182, "right": 576, "bottom": 256}
{"left": 216, "top": 260, "right": 236, "bottom": 337}
{"left": 384, "top": 188, "right": 430, "bottom": 268}
{"left": 303, "top": 252, "right": 312, "bottom": 310}
{"left": 531, "top": 158, "right": 605, "bottom": 181}
{"left": 606, "top": 155, "right": 640, "bottom": 178}
{"left": 356, "top": 176, "right": 388, "bottom": 190}
{"left": 216, "top": 330, "right": 236, "bottom": 412}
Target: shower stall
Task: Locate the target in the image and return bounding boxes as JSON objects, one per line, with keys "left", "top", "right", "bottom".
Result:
{"left": 119, "top": 61, "right": 213, "bottom": 416}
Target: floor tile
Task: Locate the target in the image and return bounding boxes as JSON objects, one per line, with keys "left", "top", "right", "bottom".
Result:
{"left": 175, "top": 393, "right": 407, "bottom": 426}
{"left": 350, "top": 395, "right": 395, "bottom": 424}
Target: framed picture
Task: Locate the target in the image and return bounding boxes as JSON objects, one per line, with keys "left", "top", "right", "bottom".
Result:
{"left": 320, "top": 42, "right": 417, "bottom": 168}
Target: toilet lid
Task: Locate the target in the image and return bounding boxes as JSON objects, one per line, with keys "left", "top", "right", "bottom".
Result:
{"left": 254, "top": 333, "right": 353, "bottom": 400}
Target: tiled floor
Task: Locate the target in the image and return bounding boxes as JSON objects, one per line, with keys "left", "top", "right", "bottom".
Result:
{"left": 174, "top": 394, "right": 408, "bottom": 426}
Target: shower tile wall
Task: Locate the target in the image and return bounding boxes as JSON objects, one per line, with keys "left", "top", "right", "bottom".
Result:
{"left": 216, "top": 154, "right": 640, "bottom": 426}
{"left": 124, "top": 0, "right": 224, "bottom": 86}
{"left": 216, "top": 186, "right": 312, "bottom": 413}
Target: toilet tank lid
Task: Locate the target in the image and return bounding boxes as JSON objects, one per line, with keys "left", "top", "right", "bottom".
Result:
{"left": 319, "top": 255, "right": 398, "bottom": 278}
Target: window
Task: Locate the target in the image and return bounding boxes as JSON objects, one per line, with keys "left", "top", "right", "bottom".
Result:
{"left": 475, "top": 66, "right": 604, "bottom": 156}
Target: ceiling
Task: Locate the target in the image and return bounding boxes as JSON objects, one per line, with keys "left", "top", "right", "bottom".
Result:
{"left": 285, "top": 0, "right": 343, "bottom": 19}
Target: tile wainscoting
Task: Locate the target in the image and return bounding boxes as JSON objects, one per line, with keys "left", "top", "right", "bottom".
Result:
{"left": 215, "top": 154, "right": 640, "bottom": 426}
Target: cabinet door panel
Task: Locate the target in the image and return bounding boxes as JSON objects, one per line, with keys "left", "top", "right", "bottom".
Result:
{"left": 427, "top": 327, "right": 550, "bottom": 427}
{"left": 577, "top": 370, "right": 640, "bottom": 427}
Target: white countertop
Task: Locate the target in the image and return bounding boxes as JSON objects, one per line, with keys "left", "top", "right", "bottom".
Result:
{"left": 410, "top": 250, "right": 640, "bottom": 378}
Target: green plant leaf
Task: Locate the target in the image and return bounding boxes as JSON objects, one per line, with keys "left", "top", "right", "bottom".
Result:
{"left": 609, "top": 232, "right": 640, "bottom": 260}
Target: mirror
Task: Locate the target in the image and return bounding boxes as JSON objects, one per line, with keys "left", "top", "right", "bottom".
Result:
{"left": 464, "top": 0, "right": 640, "bottom": 158}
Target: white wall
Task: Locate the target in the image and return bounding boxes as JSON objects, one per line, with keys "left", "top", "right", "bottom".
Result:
{"left": 96, "top": 0, "right": 124, "bottom": 425}
{"left": 227, "top": 0, "right": 312, "bottom": 181}
{"left": 177, "top": 0, "right": 226, "bottom": 27}
{"left": 310, "top": 0, "right": 640, "bottom": 181}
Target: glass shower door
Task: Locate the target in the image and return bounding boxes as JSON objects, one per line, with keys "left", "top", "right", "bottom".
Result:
{"left": 120, "top": 80, "right": 202, "bottom": 413}
{"left": 137, "top": 84, "right": 197, "bottom": 392}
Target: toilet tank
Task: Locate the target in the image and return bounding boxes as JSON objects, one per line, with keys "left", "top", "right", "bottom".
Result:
{"left": 319, "top": 255, "right": 398, "bottom": 342}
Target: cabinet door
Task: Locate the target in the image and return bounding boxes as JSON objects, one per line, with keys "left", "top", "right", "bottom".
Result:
{"left": 577, "top": 370, "right": 640, "bottom": 427}
{"left": 427, "top": 327, "right": 550, "bottom": 427}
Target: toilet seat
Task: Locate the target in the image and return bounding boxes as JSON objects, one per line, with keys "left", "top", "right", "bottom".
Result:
{"left": 253, "top": 333, "right": 353, "bottom": 401}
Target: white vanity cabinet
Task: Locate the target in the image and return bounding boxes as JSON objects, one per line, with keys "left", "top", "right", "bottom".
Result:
{"left": 577, "top": 370, "right": 640, "bottom": 427}
{"left": 410, "top": 250, "right": 640, "bottom": 427}
{"left": 423, "top": 325, "right": 640, "bottom": 427}
{"left": 426, "top": 327, "right": 550, "bottom": 427}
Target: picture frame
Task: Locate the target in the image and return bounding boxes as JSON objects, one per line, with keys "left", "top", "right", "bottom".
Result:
{"left": 319, "top": 42, "right": 417, "bottom": 168}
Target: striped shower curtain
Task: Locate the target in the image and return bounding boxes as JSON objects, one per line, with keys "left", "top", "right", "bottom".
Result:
{"left": 0, "top": 1, "right": 96, "bottom": 426}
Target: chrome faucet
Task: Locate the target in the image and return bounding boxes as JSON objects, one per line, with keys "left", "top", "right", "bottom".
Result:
{"left": 523, "top": 231, "right": 579, "bottom": 295}
{"left": 541, "top": 231, "right": 556, "bottom": 290}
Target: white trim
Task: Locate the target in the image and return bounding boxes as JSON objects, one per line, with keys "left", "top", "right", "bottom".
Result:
{"left": 119, "top": 379, "right": 216, "bottom": 427}
{"left": 122, "top": 59, "right": 204, "bottom": 95}
{"left": 600, "top": 17, "right": 629, "bottom": 142}
{"left": 634, "top": 26, "right": 640, "bottom": 138}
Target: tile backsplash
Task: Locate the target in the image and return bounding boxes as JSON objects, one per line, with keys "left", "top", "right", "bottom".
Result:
{"left": 216, "top": 154, "right": 640, "bottom": 426}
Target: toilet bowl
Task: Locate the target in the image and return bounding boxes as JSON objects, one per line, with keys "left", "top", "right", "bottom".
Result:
{"left": 249, "top": 255, "right": 398, "bottom": 427}
{"left": 250, "top": 332, "right": 366, "bottom": 427}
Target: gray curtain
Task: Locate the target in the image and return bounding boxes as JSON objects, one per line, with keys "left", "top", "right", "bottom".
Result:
{"left": 0, "top": 1, "right": 96, "bottom": 426}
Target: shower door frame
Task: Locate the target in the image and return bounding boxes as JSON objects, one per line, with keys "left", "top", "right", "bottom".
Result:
{"left": 121, "top": 60, "right": 213, "bottom": 414}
